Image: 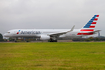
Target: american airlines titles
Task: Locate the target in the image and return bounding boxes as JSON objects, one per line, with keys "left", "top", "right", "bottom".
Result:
{"left": 20, "top": 31, "right": 41, "bottom": 34}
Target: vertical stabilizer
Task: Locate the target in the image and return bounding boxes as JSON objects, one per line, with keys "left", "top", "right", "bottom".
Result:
{"left": 77, "top": 15, "right": 99, "bottom": 35}
{"left": 82, "top": 15, "right": 99, "bottom": 30}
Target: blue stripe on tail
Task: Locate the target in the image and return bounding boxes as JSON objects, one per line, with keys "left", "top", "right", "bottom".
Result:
{"left": 83, "top": 15, "right": 98, "bottom": 28}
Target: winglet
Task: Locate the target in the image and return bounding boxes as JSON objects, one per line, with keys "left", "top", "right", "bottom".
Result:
{"left": 68, "top": 25, "right": 75, "bottom": 32}
{"left": 71, "top": 25, "right": 75, "bottom": 31}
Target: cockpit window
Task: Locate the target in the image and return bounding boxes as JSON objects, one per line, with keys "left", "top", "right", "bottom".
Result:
{"left": 7, "top": 32, "right": 10, "bottom": 33}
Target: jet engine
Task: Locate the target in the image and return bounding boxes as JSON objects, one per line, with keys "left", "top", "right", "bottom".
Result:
{"left": 40, "top": 35, "right": 50, "bottom": 40}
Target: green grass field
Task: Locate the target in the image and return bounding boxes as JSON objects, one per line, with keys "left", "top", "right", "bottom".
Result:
{"left": 0, "top": 42, "right": 105, "bottom": 70}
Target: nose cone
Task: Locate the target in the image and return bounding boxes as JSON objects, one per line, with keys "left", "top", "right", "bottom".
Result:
{"left": 3, "top": 33, "right": 8, "bottom": 37}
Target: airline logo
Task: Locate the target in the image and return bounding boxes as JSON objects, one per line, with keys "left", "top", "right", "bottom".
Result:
{"left": 20, "top": 31, "right": 41, "bottom": 34}
{"left": 77, "top": 15, "right": 99, "bottom": 35}
{"left": 16, "top": 30, "right": 41, "bottom": 34}
{"left": 17, "top": 30, "right": 20, "bottom": 34}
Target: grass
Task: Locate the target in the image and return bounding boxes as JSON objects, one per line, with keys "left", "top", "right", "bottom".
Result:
{"left": 0, "top": 42, "right": 105, "bottom": 70}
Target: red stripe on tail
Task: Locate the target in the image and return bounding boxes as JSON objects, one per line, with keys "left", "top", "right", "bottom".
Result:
{"left": 92, "top": 22, "right": 96, "bottom": 24}
{"left": 97, "top": 15, "right": 99, "bottom": 17}
{"left": 94, "top": 18, "right": 98, "bottom": 21}
{"left": 80, "top": 29, "right": 94, "bottom": 31}
{"left": 89, "top": 26, "right": 95, "bottom": 28}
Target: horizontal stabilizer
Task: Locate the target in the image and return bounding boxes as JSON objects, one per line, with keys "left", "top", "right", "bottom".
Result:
{"left": 88, "top": 30, "right": 101, "bottom": 34}
{"left": 77, "top": 30, "right": 101, "bottom": 35}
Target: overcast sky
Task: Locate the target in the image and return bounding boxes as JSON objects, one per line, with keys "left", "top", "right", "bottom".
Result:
{"left": 0, "top": 0, "right": 105, "bottom": 36}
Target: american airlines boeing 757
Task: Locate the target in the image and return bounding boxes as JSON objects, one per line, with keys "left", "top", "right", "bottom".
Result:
{"left": 4, "top": 15, "right": 100, "bottom": 42}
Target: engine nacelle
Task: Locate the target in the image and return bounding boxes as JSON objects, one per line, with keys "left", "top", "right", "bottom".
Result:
{"left": 40, "top": 35, "right": 50, "bottom": 40}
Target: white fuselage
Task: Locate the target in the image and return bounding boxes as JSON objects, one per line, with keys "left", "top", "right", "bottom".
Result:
{"left": 4, "top": 29, "right": 82, "bottom": 39}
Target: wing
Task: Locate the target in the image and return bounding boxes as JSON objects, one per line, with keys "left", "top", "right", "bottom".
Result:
{"left": 47, "top": 25, "right": 75, "bottom": 36}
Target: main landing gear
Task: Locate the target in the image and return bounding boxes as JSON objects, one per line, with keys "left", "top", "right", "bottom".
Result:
{"left": 49, "top": 37, "right": 57, "bottom": 42}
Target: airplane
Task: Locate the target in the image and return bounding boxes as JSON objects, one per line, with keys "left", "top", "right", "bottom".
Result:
{"left": 4, "top": 15, "right": 100, "bottom": 42}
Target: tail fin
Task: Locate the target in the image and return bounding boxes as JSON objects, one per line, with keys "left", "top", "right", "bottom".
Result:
{"left": 77, "top": 15, "right": 99, "bottom": 35}
{"left": 81, "top": 15, "right": 99, "bottom": 30}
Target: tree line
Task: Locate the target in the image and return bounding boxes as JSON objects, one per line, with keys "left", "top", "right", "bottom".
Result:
{"left": 0, "top": 33, "right": 105, "bottom": 42}
{"left": 72, "top": 37, "right": 105, "bottom": 41}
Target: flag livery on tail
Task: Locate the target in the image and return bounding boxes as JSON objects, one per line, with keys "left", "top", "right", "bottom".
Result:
{"left": 77, "top": 15, "right": 99, "bottom": 35}
{"left": 83, "top": 15, "right": 99, "bottom": 28}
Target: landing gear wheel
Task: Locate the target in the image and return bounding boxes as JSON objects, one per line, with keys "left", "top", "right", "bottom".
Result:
{"left": 49, "top": 39, "right": 57, "bottom": 42}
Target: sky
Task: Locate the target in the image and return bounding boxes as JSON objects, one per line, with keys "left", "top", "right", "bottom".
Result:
{"left": 0, "top": 0, "right": 105, "bottom": 36}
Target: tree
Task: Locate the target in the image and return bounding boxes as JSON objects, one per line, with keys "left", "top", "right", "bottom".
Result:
{"left": 94, "top": 37, "right": 100, "bottom": 41}
{"left": 0, "top": 33, "right": 3, "bottom": 41}
{"left": 88, "top": 37, "right": 94, "bottom": 41}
